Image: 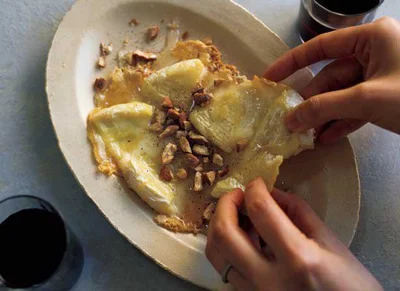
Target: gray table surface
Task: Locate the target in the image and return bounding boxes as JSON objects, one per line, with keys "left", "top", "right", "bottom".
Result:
{"left": 1, "top": 0, "right": 399, "bottom": 290}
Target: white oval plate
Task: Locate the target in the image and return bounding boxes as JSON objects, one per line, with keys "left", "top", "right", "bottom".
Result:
{"left": 46, "top": 0, "right": 360, "bottom": 289}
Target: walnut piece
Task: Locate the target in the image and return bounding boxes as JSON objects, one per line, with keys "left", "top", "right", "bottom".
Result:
{"left": 167, "top": 108, "right": 180, "bottom": 120}
{"left": 179, "top": 137, "right": 192, "bottom": 154}
{"left": 149, "top": 122, "right": 163, "bottom": 133}
{"left": 132, "top": 50, "right": 157, "bottom": 66}
{"left": 203, "top": 203, "right": 216, "bottom": 221}
{"left": 147, "top": 25, "right": 160, "bottom": 41}
{"left": 218, "top": 166, "right": 230, "bottom": 178}
{"left": 188, "top": 131, "right": 209, "bottom": 144}
{"left": 212, "top": 153, "right": 224, "bottom": 167}
{"left": 203, "top": 171, "right": 216, "bottom": 185}
{"left": 236, "top": 139, "right": 248, "bottom": 153}
{"left": 178, "top": 112, "right": 187, "bottom": 128}
{"left": 193, "top": 145, "right": 209, "bottom": 156}
{"left": 162, "top": 143, "right": 178, "bottom": 165}
{"left": 203, "top": 157, "right": 209, "bottom": 164}
{"left": 176, "top": 168, "right": 188, "bottom": 180}
{"left": 176, "top": 130, "right": 187, "bottom": 139}
{"left": 181, "top": 31, "right": 189, "bottom": 40}
{"left": 93, "top": 78, "right": 107, "bottom": 92}
{"left": 160, "top": 165, "right": 173, "bottom": 182}
{"left": 186, "top": 153, "right": 200, "bottom": 169}
{"left": 192, "top": 88, "right": 213, "bottom": 107}
{"left": 129, "top": 18, "right": 139, "bottom": 26}
{"left": 193, "top": 172, "right": 203, "bottom": 192}
{"left": 194, "top": 164, "right": 203, "bottom": 172}
{"left": 100, "top": 42, "right": 113, "bottom": 56}
{"left": 159, "top": 125, "right": 179, "bottom": 139}
{"left": 154, "top": 109, "right": 166, "bottom": 125}
{"left": 183, "top": 121, "right": 192, "bottom": 131}
{"left": 161, "top": 96, "right": 174, "bottom": 109}
{"left": 97, "top": 56, "right": 106, "bottom": 69}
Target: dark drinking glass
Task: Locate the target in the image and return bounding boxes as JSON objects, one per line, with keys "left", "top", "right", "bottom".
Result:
{"left": 298, "top": 0, "right": 384, "bottom": 42}
{"left": 0, "top": 196, "right": 83, "bottom": 290}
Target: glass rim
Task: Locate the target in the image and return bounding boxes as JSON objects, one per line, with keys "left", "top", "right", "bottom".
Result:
{"left": 313, "top": 0, "right": 384, "bottom": 18}
{"left": 0, "top": 195, "right": 72, "bottom": 289}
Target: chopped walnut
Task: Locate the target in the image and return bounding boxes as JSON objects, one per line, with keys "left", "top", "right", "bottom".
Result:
{"left": 202, "top": 37, "right": 213, "bottom": 45}
{"left": 203, "top": 203, "right": 216, "bottom": 221}
{"left": 149, "top": 122, "right": 164, "bottom": 133}
{"left": 165, "top": 119, "right": 175, "bottom": 126}
{"left": 203, "top": 157, "right": 209, "bottom": 164}
{"left": 236, "top": 139, "right": 248, "bottom": 153}
{"left": 178, "top": 112, "right": 187, "bottom": 128}
{"left": 161, "top": 143, "right": 178, "bottom": 165}
{"left": 154, "top": 109, "right": 166, "bottom": 125}
{"left": 160, "top": 165, "right": 173, "bottom": 182}
{"left": 218, "top": 166, "right": 230, "bottom": 177}
{"left": 193, "top": 172, "right": 203, "bottom": 192}
{"left": 183, "top": 121, "right": 192, "bottom": 131}
{"left": 93, "top": 78, "right": 107, "bottom": 92}
{"left": 192, "top": 88, "right": 213, "bottom": 107}
{"left": 167, "top": 108, "right": 180, "bottom": 120}
{"left": 212, "top": 153, "right": 224, "bottom": 167}
{"left": 181, "top": 31, "right": 189, "bottom": 40}
{"left": 161, "top": 96, "right": 174, "bottom": 109}
{"left": 176, "top": 168, "right": 188, "bottom": 180}
{"left": 179, "top": 137, "right": 192, "bottom": 153}
{"left": 203, "top": 171, "right": 216, "bottom": 186}
{"left": 176, "top": 130, "right": 187, "bottom": 139}
{"left": 186, "top": 153, "right": 200, "bottom": 169}
{"left": 193, "top": 145, "right": 210, "bottom": 156}
{"left": 194, "top": 164, "right": 204, "bottom": 172}
{"left": 97, "top": 56, "right": 106, "bottom": 69}
{"left": 188, "top": 131, "right": 209, "bottom": 144}
{"left": 129, "top": 18, "right": 139, "bottom": 26}
{"left": 132, "top": 50, "right": 157, "bottom": 66}
{"left": 100, "top": 42, "right": 113, "bottom": 56}
{"left": 147, "top": 25, "right": 160, "bottom": 41}
{"left": 159, "top": 125, "right": 179, "bottom": 139}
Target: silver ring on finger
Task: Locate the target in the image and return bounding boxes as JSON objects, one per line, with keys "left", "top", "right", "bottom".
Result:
{"left": 221, "top": 263, "right": 233, "bottom": 283}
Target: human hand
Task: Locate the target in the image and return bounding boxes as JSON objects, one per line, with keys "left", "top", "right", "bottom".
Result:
{"left": 264, "top": 17, "right": 400, "bottom": 144}
{"left": 206, "top": 178, "right": 383, "bottom": 290}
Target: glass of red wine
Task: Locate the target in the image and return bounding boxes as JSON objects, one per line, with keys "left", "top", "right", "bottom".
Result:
{"left": 0, "top": 196, "right": 83, "bottom": 290}
{"left": 298, "top": 0, "right": 384, "bottom": 42}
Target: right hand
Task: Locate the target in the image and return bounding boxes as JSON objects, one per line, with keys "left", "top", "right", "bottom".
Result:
{"left": 264, "top": 17, "right": 400, "bottom": 144}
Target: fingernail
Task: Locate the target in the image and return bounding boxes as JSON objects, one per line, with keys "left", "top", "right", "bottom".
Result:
{"left": 284, "top": 111, "right": 303, "bottom": 131}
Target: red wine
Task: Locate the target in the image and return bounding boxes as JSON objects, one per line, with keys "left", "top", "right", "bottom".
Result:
{"left": 298, "top": 0, "right": 381, "bottom": 42}
{"left": 316, "top": 0, "right": 380, "bottom": 15}
{"left": 0, "top": 209, "right": 67, "bottom": 288}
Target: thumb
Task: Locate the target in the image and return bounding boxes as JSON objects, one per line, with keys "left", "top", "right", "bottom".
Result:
{"left": 285, "top": 85, "right": 373, "bottom": 132}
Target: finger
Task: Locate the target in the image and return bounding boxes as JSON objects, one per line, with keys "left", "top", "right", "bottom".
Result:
{"left": 319, "top": 119, "right": 366, "bottom": 144}
{"left": 244, "top": 178, "right": 307, "bottom": 261}
{"left": 205, "top": 242, "right": 251, "bottom": 290}
{"left": 271, "top": 188, "right": 350, "bottom": 254}
{"left": 264, "top": 24, "right": 369, "bottom": 82}
{"left": 208, "top": 189, "right": 268, "bottom": 280}
{"left": 284, "top": 85, "right": 373, "bottom": 132}
{"left": 301, "top": 57, "right": 363, "bottom": 99}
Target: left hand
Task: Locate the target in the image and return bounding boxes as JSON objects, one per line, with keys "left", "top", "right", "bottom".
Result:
{"left": 205, "top": 178, "right": 382, "bottom": 291}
